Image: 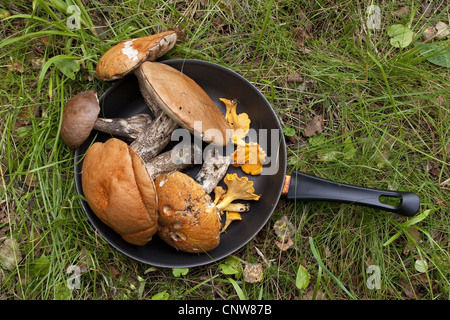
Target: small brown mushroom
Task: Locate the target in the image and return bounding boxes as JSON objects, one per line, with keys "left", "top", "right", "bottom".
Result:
{"left": 60, "top": 90, "right": 152, "bottom": 149}
{"left": 81, "top": 138, "right": 196, "bottom": 246}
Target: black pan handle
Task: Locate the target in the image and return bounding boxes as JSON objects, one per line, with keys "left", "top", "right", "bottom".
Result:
{"left": 286, "top": 171, "right": 420, "bottom": 216}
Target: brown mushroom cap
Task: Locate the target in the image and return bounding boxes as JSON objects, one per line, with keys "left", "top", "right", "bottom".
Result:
{"left": 154, "top": 171, "right": 222, "bottom": 253}
{"left": 61, "top": 90, "right": 100, "bottom": 149}
{"left": 137, "top": 61, "right": 231, "bottom": 146}
{"left": 81, "top": 138, "right": 159, "bottom": 246}
{"left": 96, "top": 30, "right": 178, "bottom": 81}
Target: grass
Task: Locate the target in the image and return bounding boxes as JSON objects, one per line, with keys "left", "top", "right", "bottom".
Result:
{"left": 0, "top": 0, "right": 449, "bottom": 300}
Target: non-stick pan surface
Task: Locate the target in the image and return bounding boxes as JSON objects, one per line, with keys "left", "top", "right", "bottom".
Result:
{"left": 74, "top": 59, "right": 287, "bottom": 268}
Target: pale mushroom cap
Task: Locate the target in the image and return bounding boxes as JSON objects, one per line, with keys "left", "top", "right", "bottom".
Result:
{"left": 95, "top": 30, "right": 178, "bottom": 81}
{"left": 137, "top": 61, "right": 232, "bottom": 146}
{"left": 81, "top": 138, "right": 159, "bottom": 246}
{"left": 61, "top": 90, "right": 100, "bottom": 149}
{"left": 155, "top": 171, "right": 222, "bottom": 253}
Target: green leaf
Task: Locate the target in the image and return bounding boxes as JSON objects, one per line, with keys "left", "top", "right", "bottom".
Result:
{"left": 228, "top": 278, "right": 248, "bottom": 300}
{"left": 415, "top": 259, "right": 428, "bottom": 273}
{"left": 37, "top": 55, "right": 80, "bottom": 92}
{"left": 401, "top": 209, "right": 432, "bottom": 228}
{"left": 309, "top": 237, "right": 356, "bottom": 299}
{"left": 54, "top": 283, "right": 72, "bottom": 300}
{"left": 283, "top": 127, "right": 296, "bottom": 137}
{"left": 416, "top": 43, "right": 450, "bottom": 68}
{"left": 151, "top": 290, "right": 170, "bottom": 300}
{"left": 383, "top": 230, "right": 402, "bottom": 246}
{"left": 295, "top": 264, "right": 310, "bottom": 290}
{"left": 172, "top": 267, "right": 189, "bottom": 277}
{"left": 383, "top": 210, "right": 432, "bottom": 246}
{"left": 32, "top": 254, "right": 50, "bottom": 277}
{"left": 388, "top": 24, "right": 413, "bottom": 48}
{"left": 219, "top": 255, "right": 243, "bottom": 278}
{"left": 53, "top": 56, "right": 80, "bottom": 79}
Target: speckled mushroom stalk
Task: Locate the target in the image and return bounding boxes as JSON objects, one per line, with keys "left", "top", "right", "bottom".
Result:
{"left": 93, "top": 113, "right": 153, "bottom": 141}
{"left": 130, "top": 61, "right": 232, "bottom": 163}
{"left": 195, "top": 148, "right": 232, "bottom": 194}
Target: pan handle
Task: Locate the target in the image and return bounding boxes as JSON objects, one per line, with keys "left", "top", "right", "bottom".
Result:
{"left": 285, "top": 171, "right": 420, "bottom": 216}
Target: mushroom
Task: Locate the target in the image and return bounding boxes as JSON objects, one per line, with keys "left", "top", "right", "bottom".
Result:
{"left": 154, "top": 170, "right": 259, "bottom": 253}
{"left": 81, "top": 138, "right": 158, "bottom": 246}
{"left": 214, "top": 173, "right": 261, "bottom": 233}
{"left": 232, "top": 142, "right": 267, "bottom": 175}
{"left": 152, "top": 149, "right": 262, "bottom": 253}
{"left": 220, "top": 97, "right": 251, "bottom": 146}
{"left": 61, "top": 90, "right": 153, "bottom": 149}
{"left": 215, "top": 173, "right": 260, "bottom": 211}
{"left": 81, "top": 138, "right": 197, "bottom": 246}
{"left": 155, "top": 171, "right": 222, "bottom": 253}
{"left": 130, "top": 61, "right": 232, "bottom": 162}
{"left": 95, "top": 30, "right": 178, "bottom": 81}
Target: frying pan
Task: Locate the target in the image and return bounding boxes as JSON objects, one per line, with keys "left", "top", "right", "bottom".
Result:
{"left": 74, "top": 59, "right": 420, "bottom": 268}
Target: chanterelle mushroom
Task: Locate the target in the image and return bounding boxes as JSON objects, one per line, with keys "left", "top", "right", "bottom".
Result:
{"left": 81, "top": 138, "right": 195, "bottom": 246}
{"left": 215, "top": 173, "right": 260, "bottom": 211}
{"left": 232, "top": 142, "right": 267, "bottom": 175}
{"left": 220, "top": 98, "right": 250, "bottom": 146}
{"left": 61, "top": 90, "right": 152, "bottom": 149}
{"left": 95, "top": 30, "right": 178, "bottom": 81}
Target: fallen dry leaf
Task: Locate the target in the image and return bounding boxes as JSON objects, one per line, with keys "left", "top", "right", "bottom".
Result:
{"left": 435, "top": 21, "right": 449, "bottom": 39}
{"left": 273, "top": 215, "right": 295, "bottom": 240}
{"left": 0, "top": 237, "right": 22, "bottom": 270}
{"left": 243, "top": 263, "right": 263, "bottom": 283}
{"left": 7, "top": 62, "right": 24, "bottom": 73}
{"left": 304, "top": 114, "right": 323, "bottom": 137}
{"left": 275, "top": 237, "right": 294, "bottom": 251}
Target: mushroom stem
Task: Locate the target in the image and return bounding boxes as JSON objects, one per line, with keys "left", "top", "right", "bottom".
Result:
{"left": 129, "top": 112, "right": 179, "bottom": 163}
{"left": 221, "top": 202, "right": 250, "bottom": 213}
{"left": 195, "top": 149, "right": 231, "bottom": 194}
{"left": 145, "top": 143, "right": 200, "bottom": 178}
{"left": 93, "top": 113, "right": 153, "bottom": 141}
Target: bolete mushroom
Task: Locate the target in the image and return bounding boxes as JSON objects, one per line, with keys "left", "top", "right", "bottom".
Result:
{"left": 95, "top": 30, "right": 178, "bottom": 81}
{"left": 152, "top": 148, "right": 262, "bottom": 253}
{"left": 81, "top": 138, "right": 158, "bottom": 246}
{"left": 130, "top": 61, "right": 232, "bottom": 162}
{"left": 155, "top": 171, "right": 222, "bottom": 253}
{"left": 61, "top": 90, "right": 152, "bottom": 149}
{"left": 81, "top": 138, "right": 197, "bottom": 246}
{"left": 154, "top": 169, "right": 260, "bottom": 253}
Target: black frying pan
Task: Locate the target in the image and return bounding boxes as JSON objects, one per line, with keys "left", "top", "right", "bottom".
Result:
{"left": 74, "top": 59, "right": 420, "bottom": 268}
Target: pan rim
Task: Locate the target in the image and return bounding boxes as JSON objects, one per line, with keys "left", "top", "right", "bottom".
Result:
{"left": 74, "top": 58, "right": 287, "bottom": 268}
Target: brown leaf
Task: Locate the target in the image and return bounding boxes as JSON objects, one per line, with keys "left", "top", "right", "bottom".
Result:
{"left": 292, "top": 23, "right": 312, "bottom": 47}
{"left": 275, "top": 237, "right": 294, "bottom": 251}
{"left": 243, "top": 263, "right": 263, "bottom": 283}
{"left": 304, "top": 115, "right": 323, "bottom": 137}
{"left": 393, "top": 6, "right": 410, "bottom": 18}
{"left": 287, "top": 72, "right": 304, "bottom": 84}
{"left": 7, "top": 62, "right": 24, "bottom": 73}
